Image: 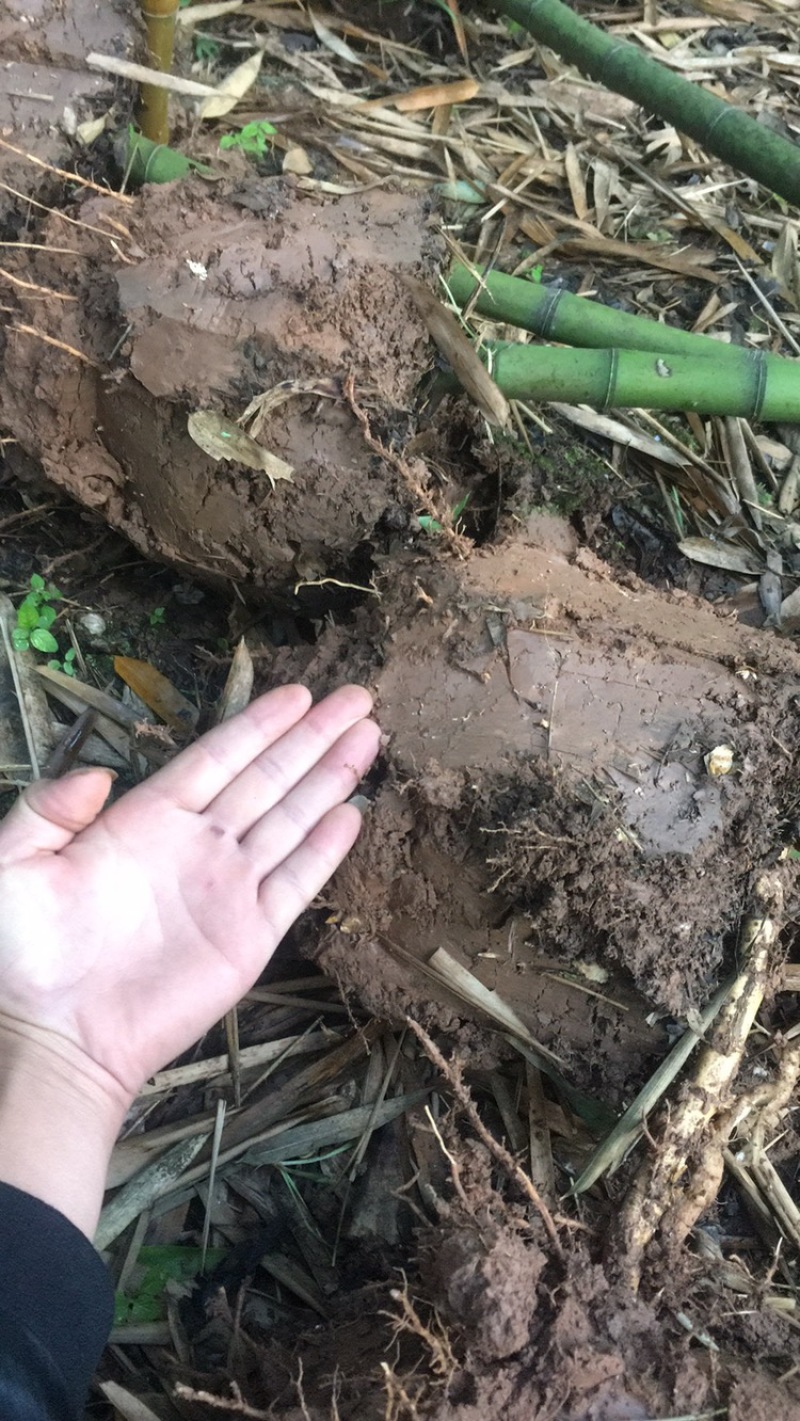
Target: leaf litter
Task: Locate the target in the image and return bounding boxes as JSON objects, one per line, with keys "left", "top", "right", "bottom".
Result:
{"left": 2, "top": 0, "right": 800, "bottom": 1418}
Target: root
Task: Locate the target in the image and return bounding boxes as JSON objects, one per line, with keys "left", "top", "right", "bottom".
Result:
{"left": 343, "top": 374, "right": 472, "bottom": 558}
{"left": 383, "top": 1277, "right": 458, "bottom": 1387}
{"left": 613, "top": 870, "right": 784, "bottom": 1289}
{"left": 381, "top": 1363, "right": 425, "bottom": 1421}
{"left": 405, "top": 1016, "right": 564, "bottom": 1260}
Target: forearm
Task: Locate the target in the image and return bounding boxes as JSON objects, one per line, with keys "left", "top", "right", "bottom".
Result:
{"left": 0, "top": 1016, "right": 129, "bottom": 1240}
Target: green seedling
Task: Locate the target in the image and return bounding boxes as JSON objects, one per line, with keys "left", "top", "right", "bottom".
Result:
{"left": 418, "top": 492, "right": 471, "bottom": 536}
{"left": 219, "top": 120, "right": 276, "bottom": 157}
{"left": 13, "top": 573, "right": 62, "bottom": 654}
{"left": 114, "top": 1245, "right": 227, "bottom": 1326}
{"left": 149, "top": 605, "right": 167, "bottom": 628}
{"left": 47, "top": 648, "right": 77, "bottom": 678}
{"left": 194, "top": 34, "right": 220, "bottom": 62}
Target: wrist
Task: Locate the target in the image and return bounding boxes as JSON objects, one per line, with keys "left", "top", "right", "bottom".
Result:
{"left": 0, "top": 1015, "right": 131, "bottom": 1240}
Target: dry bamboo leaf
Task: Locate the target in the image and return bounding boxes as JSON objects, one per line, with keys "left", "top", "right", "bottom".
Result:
{"left": 438, "top": 0, "right": 468, "bottom": 63}
{"left": 176, "top": 0, "right": 243, "bottom": 22}
{"left": 212, "top": 637, "right": 254, "bottom": 726}
{"left": 560, "top": 235, "right": 722, "bottom": 283}
{"left": 309, "top": 8, "right": 387, "bottom": 79}
{"left": 113, "top": 657, "right": 199, "bottom": 735}
{"left": 98, "top": 1382, "right": 163, "bottom": 1421}
{"left": 188, "top": 410, "right": 294, "bottom": 485}
{"left": 772, "top": 220, "right": 800, "bottom": 309}
{"left": 429, "top": 947, "right": 564, "bottom": 1065}
{"left": 403, "top": 277, "right": 510, "bottom": 427}
{"left": 379, "top": 78, "right": 481, "bottom": 112}
{"left": 37, "top": 665, "right": 142, "bottom": 728}
{"left": 97, "top": 1133, "right": 211, "bottom": 1249}
{"left": 564, "top": 142, "right": 588, "bottom": 220}
{"left": 678, "top": 538, "right": 764, "bottom": 574}
{"left": 75, "top": 114, "right": 108, "bottom": 146}
{"left": 283, "top": 144, "right": 313, "bottom": 175}
{"left": 550, "top": 404, "right": 689, "bottom": 467}
{"left": 199, "top": 49, "right": 263, "bottom": 120}
{"left": 779, "top": 583, "right": 800, "bottom": 627}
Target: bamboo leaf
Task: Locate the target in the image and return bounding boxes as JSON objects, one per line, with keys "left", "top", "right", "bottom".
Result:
{"left": 403, "top": 276, "right": 510, "bottom": 428}
{"left": 113, "top": 657, "right": 199, "bottom": 734}
{"left": 677, "top": 538, "right": 764, "bottom": 575}
{"left": 199, "top": 50, "right": 263, "bottom": 120}
{"left": 187, "top": 410, "right": 294, "bottom": 484}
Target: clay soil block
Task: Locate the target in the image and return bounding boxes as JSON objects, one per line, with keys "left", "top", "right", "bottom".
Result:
{"left": 0, "top": 178, "right": 438, "bottom": 591}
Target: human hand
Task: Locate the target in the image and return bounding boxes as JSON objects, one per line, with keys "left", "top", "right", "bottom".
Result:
{"left": 0, "top": 683, "right": 379, "bottom": 1107}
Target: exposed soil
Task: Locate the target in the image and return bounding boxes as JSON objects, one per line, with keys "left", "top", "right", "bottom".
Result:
{"left": 0, "top": 179, "right": 439, "bottom": 591}
{"left": 2, "top": 4, "right": 800, "bottom": 1420}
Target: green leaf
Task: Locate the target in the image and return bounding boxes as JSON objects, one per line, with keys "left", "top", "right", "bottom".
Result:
{"left": 64, "top": 648, "right": 76, "bottom": 663}
{"left": 30, "top": 628, "right": 59, "bottom": 653}
{"left": 17, "top": 597, "right": 41, "bottom": 630}
{"left": 29, "top": 573, "right": 45, "bottom": 592}
{"left": 114, "top": 1245, "right": 227, "bottom": 1326}
{"left": 12, "top": 628, "right": 30, "bottom": 650}
{"left": 219, "top": 120, "right": 276, "bottom": 156}
{"left": 418, "top": 515, "right": 443, "bottom": 534}
{"left": 36, "top": 605, "right": 57, "bottom": 630}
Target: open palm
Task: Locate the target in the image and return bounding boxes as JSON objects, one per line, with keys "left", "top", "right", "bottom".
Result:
{"left": 0, "top": 684, "right": 379, "bottom": 1101}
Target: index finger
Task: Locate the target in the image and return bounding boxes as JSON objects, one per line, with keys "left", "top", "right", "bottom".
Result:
{"left": 138, "top": 684, "right": 313, "bottom": 812}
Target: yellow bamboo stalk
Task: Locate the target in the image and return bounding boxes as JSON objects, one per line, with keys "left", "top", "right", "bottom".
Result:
{"left": 138, "top": 0, "right": 179, "bottom": 145}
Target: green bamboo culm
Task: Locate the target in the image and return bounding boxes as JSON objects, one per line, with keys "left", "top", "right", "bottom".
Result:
{"left": 138, "top": 0, "right": 179, "bottom": 146}
{"left": 493, "top": 0, "right": 800, "bottom": 209}
{"left": 448, "top": 264, "right": 793, "bottom": 377}
{"left": 443, "top": 343, "right": 800, "bottom": 421}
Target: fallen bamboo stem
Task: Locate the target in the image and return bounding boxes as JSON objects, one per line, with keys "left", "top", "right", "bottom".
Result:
{"left": 447, "top": 265, "right": 791, "bottom": 377}
{"left": 439, "top": 342, "right": 800, "bottom": 421}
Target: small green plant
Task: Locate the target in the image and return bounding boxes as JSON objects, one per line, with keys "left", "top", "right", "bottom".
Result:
{"left": 418, "top": 492, "right": 471, "bottom": 536}
{"left": 194, "top": 34, "right": 220, "bottom": 63}
{"left": 219, "top": 120, "right": 276, "bottom": 157}
{"left": 149, "top": 605, "right": 167, "bottom": 628}
{"left": 47, "top": 648, "right": 78, "bottom": 678}
{"left": 13, "top": 574, "right": 62, "bottom": 654}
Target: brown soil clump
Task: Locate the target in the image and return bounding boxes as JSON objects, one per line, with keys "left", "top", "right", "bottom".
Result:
{"left": 0, "top": 180, "right": 438, "bottom": 591}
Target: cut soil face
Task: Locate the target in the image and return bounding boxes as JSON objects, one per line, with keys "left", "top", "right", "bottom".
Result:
{"left": 207, "top": 518, "right": 800, "bottom": 1419}
{"left": 0, "top": 179, "right": 439, "bottom": 592}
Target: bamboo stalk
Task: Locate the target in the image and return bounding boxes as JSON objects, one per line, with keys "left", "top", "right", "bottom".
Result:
{"left": 138, "top": 0, "right": 179, "bottom": 145}
{"left": 447, "top": 265, "right": 790, "bottom": 377}
{"left": 442, "top": 341, "right": 800, "bottom": 421}
{"left": 493, "top": 0, "right": 800, "bottom": 207}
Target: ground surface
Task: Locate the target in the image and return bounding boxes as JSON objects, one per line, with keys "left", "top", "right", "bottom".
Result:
{"left": 1, "top": 1, "right": 800, "bottom": 1419}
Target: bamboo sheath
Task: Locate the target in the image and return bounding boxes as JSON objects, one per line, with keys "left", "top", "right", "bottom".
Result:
{"left": 443, "top": 342, "right": 800, "bottom": 419}
{"left": 447, "top": 265, "right": 791, "bottom": 375}
{"left": 494, "top": 0, "right": 800, "bottom": 208}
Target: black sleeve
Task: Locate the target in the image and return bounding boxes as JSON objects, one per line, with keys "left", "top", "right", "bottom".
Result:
{"left": 0, "top": 1183, "right": 114, "bottom": 1419}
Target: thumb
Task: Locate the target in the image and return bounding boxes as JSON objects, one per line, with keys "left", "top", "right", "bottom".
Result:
{"left": 0, "top": 768, "right": 116, "bottom": 864}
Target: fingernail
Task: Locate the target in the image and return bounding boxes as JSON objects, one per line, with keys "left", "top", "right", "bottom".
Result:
{"left": 348, "top": 793, "right": 371, "bottom": 815}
